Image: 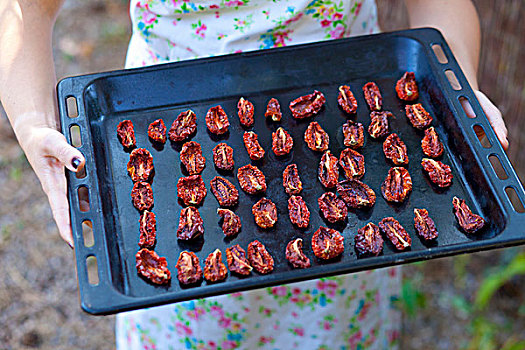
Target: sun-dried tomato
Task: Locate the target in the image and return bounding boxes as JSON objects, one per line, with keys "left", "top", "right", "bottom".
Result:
{"left": 204, "top": 249, "right": 228, "bottom": 282}
{"left": 177, "top": 175, "right": 207, "bottom": 206}
{"left": 148, "top": 118, "right": 167, "bottom": 143}
{"left": 289, "top": 90, "right": 326, "bottom": 119}
{"left": 136, "top": 248, "right": 171, "bottom": 285}
{"left": 338, "top": 85, "right": 358, "bottom": 114}
{"left": 283, "top": 164, "right": 303, "bottom": 195}
{"left": 127, "top": 148, "right": 154, "bottom": 182}
{"left": 452, "top": 196, "right": 485, "bottom": 234}
{"left": 318, "top": 150, "right": 339, "bottom": 188}
{"left": 210, "top": 176, "right": 239, "bottom": 207}
{"left": 383, "top": 133, "right": 409, "bottom": 166}
{"left": 343, "top": 120, "right": 364, "bottom": 149}
{"left": 243, "top": 131, "right": 265, "bottom": 160}
{"left": 286, "top": 238, "right": 311, "bottom": 268}
{"left": 247, "top": 240, "right": 274, "bottom": 274}
{"left": 381, "top": 167, "right": 412, "bottom": 203}
{"left": 421, "top": 158, "right": 453, "bottom": 188}
{"left": 237, "top": 164, "right": 267, "bottom": 194}
{"left": 217, "top": 208, "right": 242, "bottom": 237}
{"left": 213, "top": 143, "right": 234, "bottom": 171}
{"left": 175, "top": 251, "right": 203, "bottom": 285}
{"left": 252, "top": 197, "right": 277, "bottom": 229}
{"left": 421, "top": 127, "right": 444, "bottom": 158}
{"left": 131, "top": 181, "right": 154, "bottom": 211}
{"left": 180, "top": 141, "right": 206, "bottom": 175}
{"left": 368, "top": 111, "right": 391, "bottom": 139}
{"left": 139, "top": 210, "right": 156, "bottom": 248}
{"left": 318, "top": 192, "right": 348, "bottom": 223}
{"left": 405, "top": 103, "right": 433, "bottom": 129}
{"left": 272, "top": 127, "right": 293, "bottom": 156}
{"left": 265, "top": 98, "right": 282, "bottom": 122}
{"left": 117, "top": 120, "right": 136, "bottom": 149}
{"left": 169, "top": 110, "right": 197, "bottom": 142}
{"left": 288, "top": 195, "right": 310, "bottom": 228}
{"left": 379, "top": 217, "right": 411, "bottom": 251}
{"left": 354, "top": 222, "right": 383, "bottom": 256}
{"left": 177, "top": 206, "right": 204, "bottom": 240}
{"left": 337, "top": 179, "right": 376, "bottom": 209}
{"left": 363, "top": 82, "right": 382, "bottom": 111}
{"left": 226, "top": 244, "right": 252, "bottom": 275}
{"left": 237, "top": 97, "right": 255, "bottom": 127}
{"left": 414, "top": 208, "right": 438, "bottom": 240}
{"left": 311, "top": 226, "right": 344, "bottom": 260}
{"left": 304, "top": 121, "right": 329, "bottom": 152}
{"left": 339, "top": 148, "right": 365, "bottom": 180}
{"left": 206, "top": 105, "right": 230, "bottom": 135}
{"left": 395, "top": 72, "right": 419, "bottom": 101}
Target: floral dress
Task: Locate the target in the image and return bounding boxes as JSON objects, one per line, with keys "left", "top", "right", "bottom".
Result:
{"left": 117, "top": 1, "right": 401, "bottom": 349}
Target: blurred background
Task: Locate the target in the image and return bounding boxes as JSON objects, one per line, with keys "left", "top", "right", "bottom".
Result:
{"left": 0, "top": 0, "right": 523, "bottom": 349}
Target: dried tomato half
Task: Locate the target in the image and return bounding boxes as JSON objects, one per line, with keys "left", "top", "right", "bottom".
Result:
{"left": 379, "top": 217, "right": 411, "bottom": 251}
{"left": 243, "top": 131, "right": 265, "bottom": 161}
{"left": 289, "top": 90, "right": 326, "bottom": 119}
{"left": 368, "top": 111, "right": 391, "bottom": 139}
{"left": 283, "top": 164, "right": 303, "bottom": 195}
{"left": 210, "top": 176, "right": 239, "bottom": 207}
{"left": 414, "top": 208, "right": 438, "bottom": 240}
{"left": 339, "top": 148, "right": 365, "bottom": 180}
{"left": 318, "top": 150, "right": 339, "bottom": 188}
{"left": 252, "top": 197, "right": 277, "bottom": 229}
{"left": 217, "top": 208, "right": 242, "bottom": 237}
{"left": 169, "top": 110, "right": 197, "bottom": 142}
{"left": 213, "top": 143, "right": 234, "bottom": 171}
{"left": 381, "top": 167, "right": 412, "bottom": 203}
{"left": 452, "top": 196, "right": 485, "bottom": 234}
{"left": 338, "top": 85, "right": 358, "bottom": 114}
{"left": 286, "top": 238, "right": 311, "bottom": 269}
{"left": 363, "top": 82, "right": 382, "bottom": 111}
{"left": 237, "top": 97, "right": 254, "bottom": 127}
{"left": 247, "top": 240, "right": 274, "bottom": 274}
{"left": 177, "top": 206, "right": 204, "bottom": 240}
{"left": 206, "top": 105, "right": 230, "bottom": 135}
{"left": 337, "top": 179, "right": 376, "bottom": 209}
{"left": 139, "top": 210, "right": 156, "bottom": 248}
{"left": 226, "top": 244, "right": 252, "bottom": 276}
{"left": 288, "top": 195, "right": 310, "bottom": 228}
{"left": 204, "top": 249, "right": 228, "bottom": 283}
{"left": 311, "top": 226, "right": 344, "bottom": 260}
{"left": 131, "top": 181, "right": 154, "bottom": 211}
{"left": 272, "top": 127, "right": 293, "bottom": 156}
{"left": 237, "top": 164, "right": 267, "bottom": 194}
{"left": 343, "top": 120, "right": 364, "bottom": 149}
{"left": 405, "top": 103, "right": 433, "bottom": 129}
{"left": 180, "top": 141, "right": 206, "bottom": 175}
{"left": 136, "top": 248, "right": 171, "bottom": 285}
{"left": 383, "top": 133, "right": 409, "bottom": 166}
{"left": 117, "top": 120, "right": 136, "bottom": 149}
{"left": 304, "top": 121, "right": 329, "bottom": 152}
{"left": 354, "top": 222, "right": 383, "bottom": 256}
{"left": 265, "top": 98, "right": 282, "bottom": 122}
{"left": 395, "top": 72, "right": 419, "bottom": 101}
{"left": 421, "top": 158, "right": 453, "bottom": 188}
{"left": 421, "top": 127, "right": 444, "bottom": 158}
{"left": 127, "top": 148, "right": 154, "bottom": 182}
{"left": 175, "top": 251, "right": 203, "bottom": 285}
{"left": 148, "top": 118, "right": 167, "bottom": 143}
{"left": 318, "top": 192, "right": 348, "bottom": 223}
{"left": 177, "top": 175, "right": 207, "bottom": 206}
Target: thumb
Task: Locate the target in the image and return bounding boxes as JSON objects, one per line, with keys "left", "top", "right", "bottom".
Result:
{"left": 43, "top": 129, "right": 86, "bottom": 172}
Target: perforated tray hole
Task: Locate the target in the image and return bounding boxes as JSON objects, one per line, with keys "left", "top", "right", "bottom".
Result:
{"left": 445, "top": 70, "right": 462, "bottom": 90}
{"left": 70, "top": 125, "right": 82, "bottom": 148}
{"left": 75, "top": 165, "right": 86, "bottom": 179}
{"left": 66, "top": 96, "right": 79, "bottom": 118}
{"left": 505, "top": 187, "right": 525, "bottom": 213}
{"left": 459, "top": 96, "right": 476, "bottom": 118}
{"left": 488, "top": 154, "right": 508, "bottom": 180}
{"left": 473, "top": 124, "right": 492, "bottom": 148}
{"left": 432, "top": 44, "right": 448, "bottom": 64}
{"left": 86, "top": 256, "right": 99, "bottom": 285}
{"left": 78, "top": 186, "right": 90, "bottom": 212}
{"left": 82, "top": 220, "right": 94, "bottom": 247}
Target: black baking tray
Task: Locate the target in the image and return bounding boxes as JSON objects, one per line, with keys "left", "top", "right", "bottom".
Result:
{"left": 57, "top": 28, "right": 525, "bottom": 315}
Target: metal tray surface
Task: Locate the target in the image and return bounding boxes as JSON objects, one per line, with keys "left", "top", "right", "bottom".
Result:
{"left": 57, "top": 28, "right": 525, "bottom": 315}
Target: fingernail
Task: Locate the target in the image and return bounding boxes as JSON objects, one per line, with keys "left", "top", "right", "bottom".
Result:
{"left": 67, "top": 241, "right": 74, "bottom": 250}
{"left": 72, "top": 157, "right": 81, "bottom": 169}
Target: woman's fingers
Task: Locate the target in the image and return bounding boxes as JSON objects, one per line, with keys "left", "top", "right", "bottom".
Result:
{"left": 473, "top": 90, "right": 509, "bottom": 150}
{"left": 42, "top": 128, "right": 85, "bottom": 172}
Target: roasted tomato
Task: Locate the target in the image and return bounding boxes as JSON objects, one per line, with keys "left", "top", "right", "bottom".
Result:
{"left": 289, "top": 90, "right": 326, "bottom": 119}
{"left": 243, "top": 131, "right": 265, "bottom": 160}
{"left": 304, "top": 121, "right": 330, "bottom": 152}
{"left": 363, "top": 82, "right": 382, "bottom": 111}
{"left": 226, "top": 244, "right": 253, "bottom": 275}
{"left": 204, "top": 249, "right": 228, "bottom": 282}
{"left": 318, "top": 150, "right": 339, "bottom": 188}
{"left": 414, "top": 208, "right": 438, "bottom": 240}
{"left": 177, "top": 206, "right": 204, "bottom": 240}
{"left": 136, "top": 248, "right": 171, "bottom": 285}
{"left": 177, "top": 175, "right": 207, "bottom": 206}
{"left": 272, "top": 127, "right": 293, "bottom": 156}
{"left": 383, "top": 133, "right": 409, "bottom": 166}
{"left": 148, "top": 118, "right": 167, "bottom": 143}
{"left": 311, "top": 226, "right": 344, "bottom": 260}
{"left": 381, "top": 167, "right": 412, "bottom": 203}
{"left": 283, "top": 164, "right": 303, "bottom": 195}
{"left": 213, "top": 143, "right": 234, "bottom": 171}
{"left": 395, "top": 72, "right": 419, "bottom": 101}
{"left": 139, "top": 210, "right": 156, "bottom": 248}
{"left": 288, "top": 195, "right": 310, "bottom": 228}
{"left": 421, "top": 127, "right": 444, "bottom": 158}
{"left": 131, "top": 181, "right": 154, "bottom": 211}
{"left": 217, "top": 208, "right": 242, "bottom": 237}
{"left": 175, "top": 251, "right": 203, "bottom": 285}
{"left": 169, "top": 110, "right": 197, "bottom": 142}
{"left": 206, "top": 105, "right": 230, "bottom": 135}
{"left": 452, "top": 196, "right": 485, "bottom": 234}
{"left": 339, "top": 148, "right": 365, "bottom": 180}
{"left": 318, "top": 192, "right": 348, "bottom": 223}
{"left": 117, "top": 120, "right": 136, "bottom": 148}
{"left": 265, "top": 98, "right": 282, "bottom": 122}
{"left": 237, "top": 164, "right": 267, "bottom": 194}
{"left": 354, "top": 222, "right": 383, "bottom": 256}
{"left": 337, "top": 179, "right": 376, "bottom": 209}
{"left": 338, "top": 85, "right": 358, "bottom": 114}
{"left": 405, "top": 103, "right": 433, "bottom": 129}
{"left": 127, "top": 148, "right": 154, "bottom": 182}
{"left": 343, "top": 120, "right": 364, "bottom": 149}
{"left": 237, "top": 97, "right": 255, "bottom": 127}
{"left": 379, "top": 217, "right": 411, "bottom": 251}
{"left": 421, "top": 158, "right": 453, "bottom": 188}
{"left": 210, "top": 176, "right": 239, "bottom": 207}
{"left": 252, "top": 197, "right": 277, "bottom": 229}
{"left": 286, "top": 238, "right": 311, "bottom": 269}
{"left": 247, "top": 240, "right": 274, "bottom": 274}
{"left": 180, "top": 141, "right": 206, "bottom": 175}
{"left": 368, "top": 111, "right": 391, "bottom": 139}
